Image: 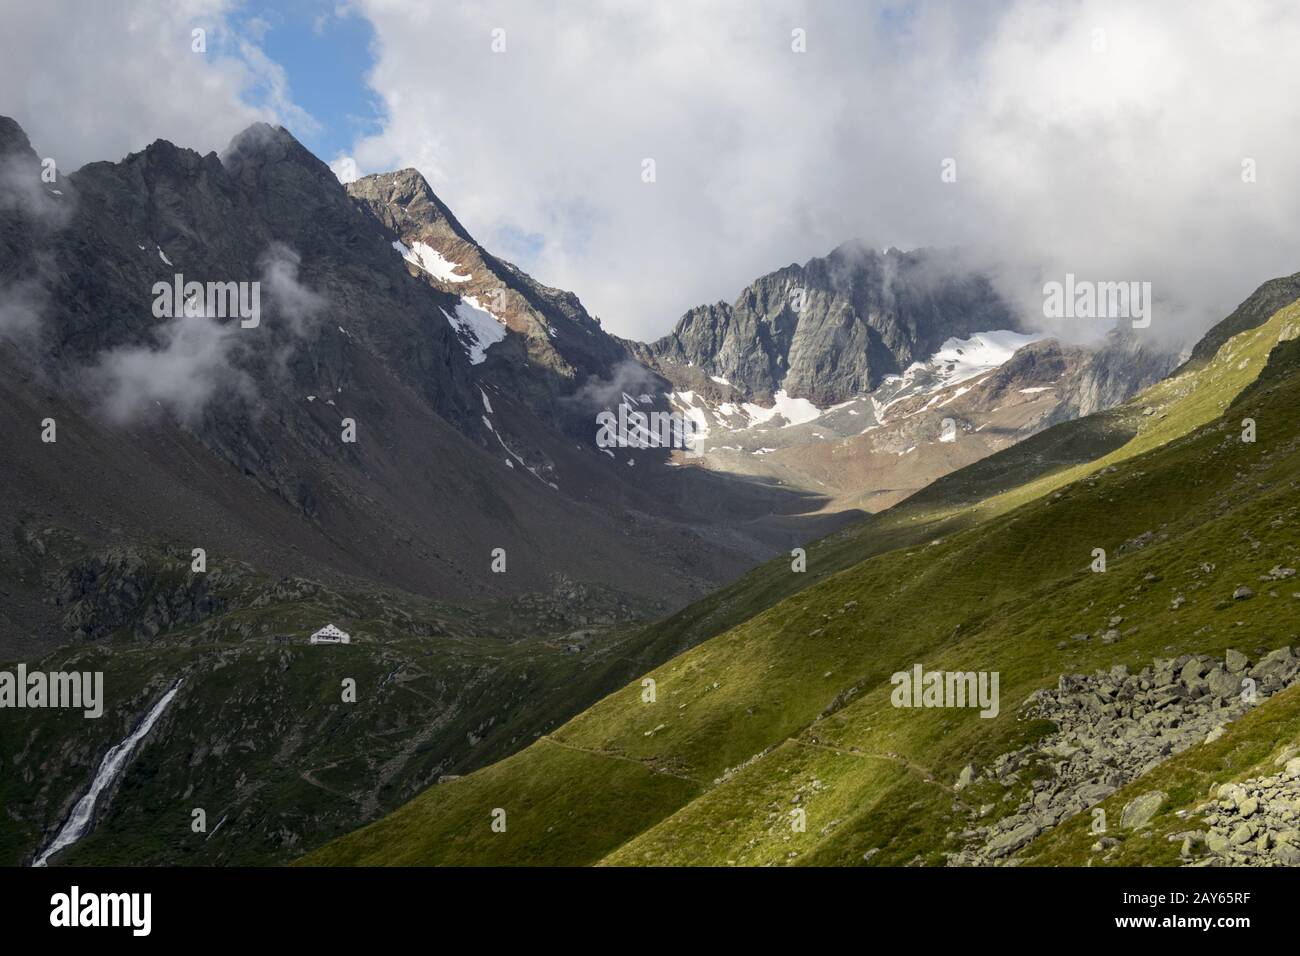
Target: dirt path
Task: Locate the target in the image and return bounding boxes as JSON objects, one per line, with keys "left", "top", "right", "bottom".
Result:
{"left": 299, "top": 761, "right": 349, "bottom": 797}
{"left": 541, "top": 735, "right": 704, "bottom": 785}
{"left": 792, "top": 738, "right": 946, "bottom": 788}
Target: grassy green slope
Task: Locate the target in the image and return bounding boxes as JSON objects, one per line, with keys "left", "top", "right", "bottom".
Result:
{"left": 302, "top": 302, "right": 1300, "bottom": 866}
{"left": 604, "top": 276, "right": 1299, "bottom": 682}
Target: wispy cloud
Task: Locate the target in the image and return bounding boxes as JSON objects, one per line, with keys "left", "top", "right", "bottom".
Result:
{"left": 564, "top": 359, "right": 663, "bottom": 411}
{"left": 88, "top": 311, "right": 252, "bottom": 425}
{"left": 0, "top": 277, "right": 47, "bottom": 342}
{"left": 259, "top": 241, "right": 326, "bottom": 337}
{"left": 86, "top": 243, "right": 324, "bottom": 424}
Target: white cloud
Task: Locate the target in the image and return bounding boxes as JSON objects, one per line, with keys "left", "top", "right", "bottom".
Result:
{"left": 259, "top": 242, "right": 326, "bottom": 336}
{"left": 0, "top": 277, "right": 46, "bottom": 342}
{"left": 330, "top": 154, "right": 360, "bottom": 184}
{"left": 0, "top": 0, "right": 314, "bottom": 170}
{"left": 342, "top": 0, "right": 1300, "bottom": 346}
{"left": 85, "top": 243, "right": 322, "bottom": 424}
{"left": 89, "top": 312, "right": 251, "bottom": 425}
{"left": 952, "top": 0, "right": 1300, "bottom": 345}
{"left": 8, "top": 1, "right": 1300, "bottom": 350}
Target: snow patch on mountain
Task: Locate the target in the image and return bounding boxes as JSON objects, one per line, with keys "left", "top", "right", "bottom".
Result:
{"left": 930, "top": 330, "right": 1042, "bottom": 382}
{"left": 742, "top": 390, "right": 822, "bottom": 428}
{"left": 439, "top": 296, "right": 508, "bottom": 364}
{"left": 393, "top": 239, "right": 472, "bottom": 283}
{"left": 684, "top": 332, "right": 1039, "bottom": 440}
{"left": 654, "top": 327, "right": 1069, "bottom": 480}
{"left": 668, "top": 390, "right": 712, "bottom": 441}
{"left": 873, "top": 330, "right": 1044, "bottom": 423}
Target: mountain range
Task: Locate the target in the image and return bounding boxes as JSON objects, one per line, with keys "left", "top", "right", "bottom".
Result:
{"left": 0, "top": 118, "right": 1218, "bottom": 867}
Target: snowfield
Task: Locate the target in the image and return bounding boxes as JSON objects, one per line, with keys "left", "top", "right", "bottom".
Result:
{"left": 872, "top": 329, "right": 1044, "bottom": 422}
{"left": 439, "top": 296, "right": 508, "bottom": 364}
{"left": 741, "top": 389, "right": 822, "bottom": 427}
{"left": 918, "top": 330, "right": 1043, "bottom": 390}
{"left": 393, "top": 239, "right": 472, "bottom": 283}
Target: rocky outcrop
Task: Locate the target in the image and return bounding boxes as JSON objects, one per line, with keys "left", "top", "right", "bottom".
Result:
{"left": 1038, "top": 330, "right": 1179, "bottom": 424}
{"left": 946, "top": 648, "right": 1300, "bottom": 865}
{"left": 1183, "top": 268, "right": 1300, "bottom": 368}
{"left": 52, "top": 547, "right": 250, "bottom": 641}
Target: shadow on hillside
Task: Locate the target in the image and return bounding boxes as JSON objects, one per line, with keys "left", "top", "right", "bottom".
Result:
{"left": 632, "top": 458, "right": 867, "bottom": 553}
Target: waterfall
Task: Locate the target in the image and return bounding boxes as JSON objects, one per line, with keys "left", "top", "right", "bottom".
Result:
{"left": 33, "top": 679, "right": 183, "bottom": 867}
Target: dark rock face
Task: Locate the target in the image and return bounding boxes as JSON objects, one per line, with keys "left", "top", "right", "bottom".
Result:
{"left": 0, "top": 116, "right": 70, "bottom": 349}
{"left": 55, "top": 547, "right": 227, "bottom": 641}
{"left": 0, "top": 116, "right": 780, "bottom": 651}
{"left": 641, "top": 243, "right": 1022, "bottom": 405}
{"left": 54, "top": 123, "right": 479, "bottom": 427}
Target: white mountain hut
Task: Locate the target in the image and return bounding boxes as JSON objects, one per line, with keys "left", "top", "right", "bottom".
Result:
{"left": 309, "top": 624, "right": 351, "bottom": 645}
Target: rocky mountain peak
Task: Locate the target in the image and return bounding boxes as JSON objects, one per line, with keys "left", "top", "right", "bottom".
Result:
{"left": 643, "top": 242, "right": 1021, "bottom": 406}
{"left": 0, "top": 115, "right": 37, "bottom": 164}
{"left": 1182, "top": 268, "right": 1300, "bottom": 369}
{"left": 221, "top": 123, "right": 317, "bottom": 171}
{"left": 346, "top": 165, "right": 635, "bottom": 426}
{"left": 349, "top": 167, "right": 476, "bottom": 246}
{"left": 0, "top": 115, "right": 70, "bottom": 272}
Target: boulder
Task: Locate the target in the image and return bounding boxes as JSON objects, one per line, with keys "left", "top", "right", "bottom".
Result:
{"left": 1120, "top": 791, "right": 1166, "bottom": 829}
{"left": 1076, "top": 782, "right": 1117, "bottom": 805}
{"left": 987, "top": 822, "right": 1040, "bottom": 858}
{"left": 1252, "top": 647, "right": 1297, "bottom": 682}
{"left": 1206, "top": 667, "right": 1242, "bottom": 699}
{"left": 1276, "top": 844, "right": 1300, "bottom": 866}
{"left": 1180, "top": 658, "right": 1206, "bottom": 683}
{"left": 1229, "top": 822, "right": 1257, "bottom": 846}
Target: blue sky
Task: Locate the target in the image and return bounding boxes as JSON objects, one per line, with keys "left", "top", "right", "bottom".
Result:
{"left": 240, "top": 0, "right": 381, "bottom": 164}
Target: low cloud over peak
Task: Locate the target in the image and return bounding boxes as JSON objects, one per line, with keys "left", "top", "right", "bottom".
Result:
{"left": 8, "top": 2, "right": 1300, "bottom": 350}
{"left": 340, "top": 0, "right": 1300, "bottom": 347}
